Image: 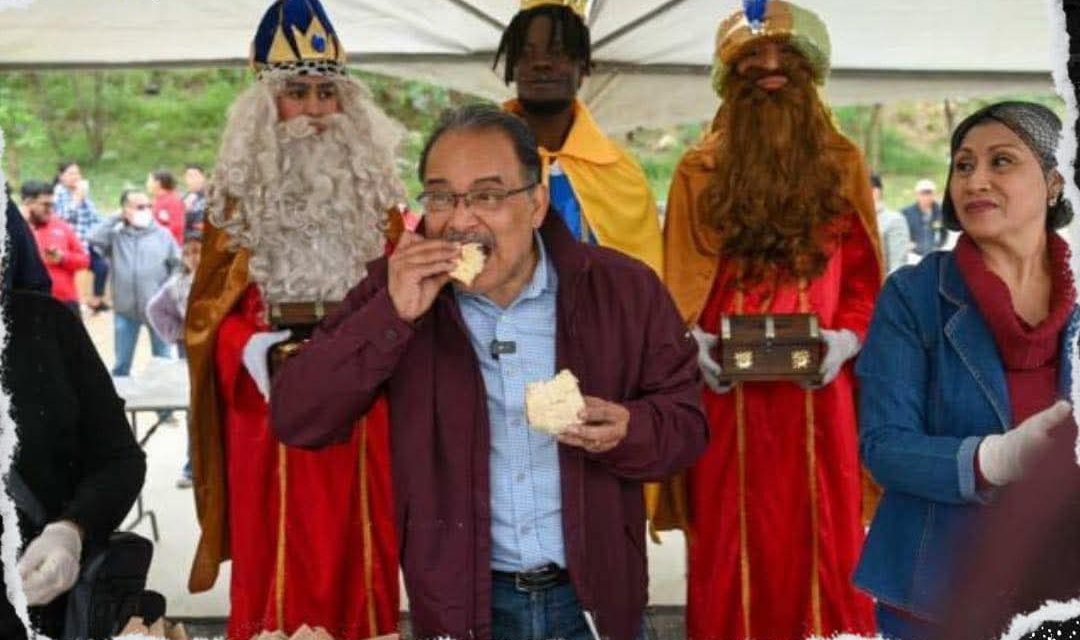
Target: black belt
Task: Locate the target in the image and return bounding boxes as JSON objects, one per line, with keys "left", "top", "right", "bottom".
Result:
{"left": 492, "top": 563, "right": 569, "bottom": 592}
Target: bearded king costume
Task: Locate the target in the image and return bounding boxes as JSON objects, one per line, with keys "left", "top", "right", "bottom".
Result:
{"left": 500, "top": 0, "right": 663, "bottom": 275}
{"left": 647, "top": 2, "right": 881, "bottom": 638}
{"left": 185, "top": 2, "right": 402, "bottom": 637}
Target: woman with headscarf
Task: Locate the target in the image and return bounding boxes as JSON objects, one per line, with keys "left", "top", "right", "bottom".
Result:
{"left": 852, "top": 101, "right": 1078, "bottom": 640}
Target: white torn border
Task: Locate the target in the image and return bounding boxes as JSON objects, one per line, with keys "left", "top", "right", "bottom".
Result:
{"left": 0, "top": 124, "right": 38, "bottom": 638}
{"left": 1000, "top": 1, "right": 1080, "bottom": 640}
{"left": 995, "top": 598, "right": 1080, "bottom": 640}
{"left": 1053, "top": 0, "right": 1080, "bottom": 467}
{"left": 0, "top": 2, "right": 46, "bottom": 637}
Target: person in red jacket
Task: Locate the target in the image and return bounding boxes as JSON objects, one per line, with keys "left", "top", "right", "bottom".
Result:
{"left": 21, "top": 180, "right": 90, "bottom": 315}
{"left": 147, "top": 170, "right": 185, "bottom": 245}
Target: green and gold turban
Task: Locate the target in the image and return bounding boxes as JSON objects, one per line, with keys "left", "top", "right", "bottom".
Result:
{"left": 712, "top": 0, "right": 831, "bottom": 96}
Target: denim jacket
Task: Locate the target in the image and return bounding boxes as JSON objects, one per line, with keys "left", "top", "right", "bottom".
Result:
{"left": 853, "top": 250, "right": 1078, "bottom": 620}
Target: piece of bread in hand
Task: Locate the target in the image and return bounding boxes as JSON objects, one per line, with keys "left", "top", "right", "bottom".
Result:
{"left": 450, "top": 242, "right": 486, "bottom": 286}
{"left": 526, "top": 369, "right": 586, "bottom": 435}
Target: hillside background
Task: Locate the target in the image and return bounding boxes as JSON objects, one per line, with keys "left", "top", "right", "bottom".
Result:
{"left": 0, "top": 68, "right": 1065, "bottom": 212}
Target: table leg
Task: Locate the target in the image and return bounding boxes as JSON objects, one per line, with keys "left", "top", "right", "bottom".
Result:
{"left": 123, "top": 410, "right": 161, "bottom": 542}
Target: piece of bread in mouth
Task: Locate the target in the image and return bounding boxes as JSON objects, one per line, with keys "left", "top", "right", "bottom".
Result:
{"left": 449, "top": 242, "right": 486, "bottom": 286}
{"left": 526, "top": 369, "right": 586, "bottom": 436}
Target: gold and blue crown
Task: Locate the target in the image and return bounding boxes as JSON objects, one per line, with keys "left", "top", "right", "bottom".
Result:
{"left": 251, "top": 0, "right": 347, "bottom": 76}
{"left": 519, "top": 0, "right": 588, "bottom": 19}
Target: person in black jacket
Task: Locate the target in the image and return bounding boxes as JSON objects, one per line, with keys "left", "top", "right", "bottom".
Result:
{"left": 0, "top": 289, "right": 146, "bottom": 638}
{"left": 4, "top": 185, "right": 51, "bottom": 294}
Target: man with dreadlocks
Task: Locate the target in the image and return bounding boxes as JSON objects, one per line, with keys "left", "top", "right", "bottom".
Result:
{"left": 650, "top": 1, "right": 881, "bottom": 638}
{"left": 184, "top": 1, "right": 404, "bottom": 638}
{"left": 494, "top": 0, "right": 662, "bottom": 274}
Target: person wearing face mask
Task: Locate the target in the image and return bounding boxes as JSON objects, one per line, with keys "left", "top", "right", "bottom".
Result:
{"left": 90, "top": 189, "right": 181, "bottom": 377}
{"left": 853, "top": 101, "right": 1078, "bottom": 639}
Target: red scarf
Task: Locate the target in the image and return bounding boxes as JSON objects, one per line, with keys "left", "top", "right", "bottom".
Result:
{"left": 955, "top": 233, "right": 1075, "bottom": 423}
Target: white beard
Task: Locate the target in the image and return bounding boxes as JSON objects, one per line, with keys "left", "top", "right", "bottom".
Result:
{"left": 208, "top": 78, "right": 404, "bottom": 304}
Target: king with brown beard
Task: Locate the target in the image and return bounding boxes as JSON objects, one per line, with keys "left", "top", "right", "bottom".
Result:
{"left": 648, "top": 1, "right": 882, "bottom": 638}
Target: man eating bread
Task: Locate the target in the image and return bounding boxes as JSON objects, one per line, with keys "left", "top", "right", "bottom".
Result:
{"left": 270, "top": 104, "right": 707, "bottom": 640}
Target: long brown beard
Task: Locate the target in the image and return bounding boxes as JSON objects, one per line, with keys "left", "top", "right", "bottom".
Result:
{"left": 706, "top": 57, "right": 849, "bottom": 287}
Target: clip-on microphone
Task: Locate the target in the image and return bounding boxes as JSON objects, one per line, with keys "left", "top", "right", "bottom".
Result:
{"left": 489, "top": 339, "right": 517, "bottom": 360}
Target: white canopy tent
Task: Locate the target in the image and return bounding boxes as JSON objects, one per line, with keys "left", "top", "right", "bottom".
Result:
{"left": 0, "top": 0, "right": 1061, "bottom": 131}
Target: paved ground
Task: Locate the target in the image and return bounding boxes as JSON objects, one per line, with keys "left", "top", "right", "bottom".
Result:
{"left": 77, "top": 304, "right": 690, "bottom": 638}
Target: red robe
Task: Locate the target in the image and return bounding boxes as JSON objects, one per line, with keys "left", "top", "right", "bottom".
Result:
{"left": 213, "top": 284, "right": 398, "bottom": 640}
{"left": 687, "top": 211, "right": 879, "bottom": 640}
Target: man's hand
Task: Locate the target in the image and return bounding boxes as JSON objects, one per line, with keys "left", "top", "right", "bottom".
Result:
{"left": 558, "top": 396, "right": 630, "bottom": 454}
{"left": 18, "top": 520, "right": 83, "bottom": 606}
{"left": 387, "top": 231, "right": 458, "bottom": 323}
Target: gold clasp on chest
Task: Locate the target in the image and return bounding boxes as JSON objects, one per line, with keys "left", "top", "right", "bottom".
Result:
{"left": 791, "top": 349, "right": 811, "bottom": 371}
{"left": 734, "top": 350, "right": 754, "bottom": 370}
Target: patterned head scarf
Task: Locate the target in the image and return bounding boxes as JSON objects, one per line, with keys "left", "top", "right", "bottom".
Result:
{"left": 942, "top": 101, "right": 1072, "bottom": 230}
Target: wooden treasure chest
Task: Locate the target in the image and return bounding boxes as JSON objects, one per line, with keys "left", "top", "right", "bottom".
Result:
{"left": 713, "top": 313, "right": 823, "bottom": 385}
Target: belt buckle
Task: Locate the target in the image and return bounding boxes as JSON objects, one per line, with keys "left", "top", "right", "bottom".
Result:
{"left": 515, "top": 563, "right": 559, "bottom": 592}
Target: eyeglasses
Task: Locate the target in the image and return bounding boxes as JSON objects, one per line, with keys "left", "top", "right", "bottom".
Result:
{"left": 417, "top": 183, "right": 537, "bottom": 215}
{"left": 132, "top": 204, "right": 152, "bottom": 211}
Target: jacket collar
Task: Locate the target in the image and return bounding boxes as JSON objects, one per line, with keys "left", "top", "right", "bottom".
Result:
{"left": 539, "top": 207, "right": 590, "bottom": 287}
{"left": 939, "top": 252, "right": 1012, "bottom": 428}
{"left": 939, "top": 251, "right": 1080, "bottom": 428}
{"left": 503, "top": 98, "right": 621, "bottom": 165}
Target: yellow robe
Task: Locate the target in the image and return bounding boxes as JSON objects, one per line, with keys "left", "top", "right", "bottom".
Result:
{"left": 184, "top": 207, "right": 250, "bottom": 592}
{"left": 504, "top": 98, "right": 663, "bottom": 276}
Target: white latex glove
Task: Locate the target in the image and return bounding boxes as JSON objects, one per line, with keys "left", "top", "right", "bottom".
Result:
{"left": 242, "top": 329, "right": 292, "bottom": 402}
{"left": 806, "top": 328, "right": 861, "bottom": 389}
{"left": 978, "top": 400, "right": 1072, "bottom": 486}
{"left": 18, "top": 520, "right": 82, "bottom": 606}
{"left": 690, "top": 326, "right": 734, "bottom": 395}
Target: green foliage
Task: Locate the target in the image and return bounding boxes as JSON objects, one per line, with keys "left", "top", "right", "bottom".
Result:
{"left": 0, "top": 67, "right": 478, "bottom": 208}
{"left": 0, "top": 66, "right": 1066, "bottom": 215}
{"left": 627, "top": 123, "right": 705, "bottom": 201}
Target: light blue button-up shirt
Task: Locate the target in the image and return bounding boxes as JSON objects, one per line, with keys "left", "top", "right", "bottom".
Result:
{"left": 454, "top": 235, "right": 565, "bottom": 572}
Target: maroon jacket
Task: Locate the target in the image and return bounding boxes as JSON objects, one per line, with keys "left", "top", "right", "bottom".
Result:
{"left": 271, "top": 214, "right": 708, "bottom": 640}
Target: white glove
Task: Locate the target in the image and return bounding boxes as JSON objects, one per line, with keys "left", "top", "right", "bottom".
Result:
{"left": 18, "top": 520, "right": 82, "bottom": 606}
{"left": 690, "top": 326, "right": 734, "bottom": 395}
{"left": 806, "top": 328, "right": 861, "bottom": 389}
{"left": 242, "top": 330, "right": 292, "bottom": 402}
{"left": 978, "top": 400, "right": 1072, "bottom": 486}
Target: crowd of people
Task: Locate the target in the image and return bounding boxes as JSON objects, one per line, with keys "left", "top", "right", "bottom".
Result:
{"left": 2, "top": 0, "right": 1077, "bottom": 640}
{"left": 9, "top": 163, "right": 206, "bottom": 488}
